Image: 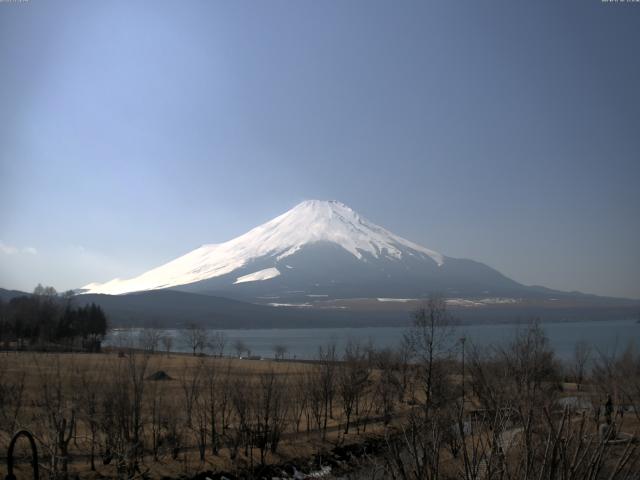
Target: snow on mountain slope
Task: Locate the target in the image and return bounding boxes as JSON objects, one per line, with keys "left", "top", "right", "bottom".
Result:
{"left": 81, "top": 200, "right": 445, "bottom": 295}
{"left": 234, "top": 267, "right": 281, "bottom": 284}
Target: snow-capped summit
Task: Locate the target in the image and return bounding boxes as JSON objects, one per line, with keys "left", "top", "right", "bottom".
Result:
{"left": 246, "top": 200, "right": 444, "bottom": 265}
{"left": 81, "top": 200, "right": 445, "bottom": 295}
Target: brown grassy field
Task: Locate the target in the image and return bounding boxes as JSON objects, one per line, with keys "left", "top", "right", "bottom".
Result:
{"left": 0, "top": 350, "right": 408, "bottom": 479}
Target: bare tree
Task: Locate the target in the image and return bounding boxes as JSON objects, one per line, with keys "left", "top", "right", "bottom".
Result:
{"left": 454, "top": 404, "right": 640, "bottom": 480}
{"left": 193, "top": 374, "right": 209, "bottom": 462}
{"left": 395, "top": 336, "right": 414, "bottom": 403}
{"left": 161, "top": 334, "right": 173, "bottom": 356}
{"left": 179, "top": 358, "right": 203, "bottom": 431}
{"left": 209, "top": 331, "right": 227, "bottom": 357}
{"left": 316, "top": 342, "right": 337, "bottom": 440}
{"left": 305, "top": 368, "right": 324, "bottom": 435}
{"left": 229, "top": 375, "right": 251, "bottom": 460}
{"left": 593, "top": 341, "right": 640, "bottom": 422}
{"left": 571, "top": 340, "right": 592, "bottom": 390}
{"left": 139, "top": 327, "right": 162, "bottom": 354}
{"left": 273, "top": 343, "right": 288, "bottom": 360}
{"left": 383, "top": 295, "right": 456, "bottom": 480}
{"left": 373, "top": 349, "right": 402, "bottom": 426}
{"left": 407, "top": 296, "right": 456, "bottom": 411}
{"left": 126, "top": 352, "right": 150, "bottom": 475}
{"left": 202, "top": 357, "right": 221, "bottom": 455}
{"left": 77, "top": 359, "right": 106, "bottom": 471}
{"left": 147, "top": 374, "right": 167, "bottom": 462}
{"left": 182, "top": 324, "right": 208, "bottom": 356}
{"left": 289, "top": 372, "right": 309, "bottom": 433}
{"left": 233, "top": 338, "right": 248, "bottom": 358}
{"left": 501, "top": 322, "right": 560, "bottom": 414}
{"left": 179, "top": 358, "right": 209, "bottom": 462}
{"left": 33, "top": 355, "right": 77, "bottom": 480}
{"left": 338, "top": 340, "right": 370, "bottom": 433}
{"left": 100, "top": 352, "right": 150, "bottom": 477}
{"left": 252, "top": 369, "right": 289, "bottom": 464}
{"left": 381, "top": 312, "right": 640, "bottom": 480}
{"left": 614, "top": 342, "right": 640, "bottom": 422}
{"left": 216, "top": 361, "right": 234, "bottom": 438}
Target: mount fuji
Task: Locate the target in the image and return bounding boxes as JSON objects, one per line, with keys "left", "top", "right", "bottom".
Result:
{"left": 82, "top": 200, "right": 551, "bottom": 303}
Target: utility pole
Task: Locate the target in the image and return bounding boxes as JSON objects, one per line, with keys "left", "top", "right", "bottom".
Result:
{"left": 460, "top": 336, "right": 467, "bottom": 411}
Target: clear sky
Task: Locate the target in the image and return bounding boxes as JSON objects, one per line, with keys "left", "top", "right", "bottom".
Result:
{"left": 1, "top": 0, "right": 639, "bottom": 299}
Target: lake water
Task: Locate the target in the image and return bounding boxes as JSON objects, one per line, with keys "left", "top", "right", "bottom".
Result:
{"left": 105, "top": 318, "right": 640, "bottom": 362}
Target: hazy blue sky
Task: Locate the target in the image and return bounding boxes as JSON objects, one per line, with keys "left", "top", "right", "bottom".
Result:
{"left": 1, "top": 1, "right": 639, "bottom": 298}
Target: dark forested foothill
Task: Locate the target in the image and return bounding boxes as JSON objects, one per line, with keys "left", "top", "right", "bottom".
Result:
{"left": 0, "top": 284, "right": 107, "bottom": 351}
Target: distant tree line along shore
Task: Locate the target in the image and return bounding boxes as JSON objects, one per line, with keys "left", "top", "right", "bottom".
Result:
{"left": 0, "top": 284, "right": 108, "bottom": 352}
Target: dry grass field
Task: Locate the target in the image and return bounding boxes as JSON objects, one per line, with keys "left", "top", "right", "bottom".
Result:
{"left": 0, "top": 349, "right": 410, "bottom": 479}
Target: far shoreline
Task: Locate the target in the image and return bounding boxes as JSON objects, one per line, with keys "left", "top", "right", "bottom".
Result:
{"left": 107, "top": 315, "right": 639, "bottom": 331}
